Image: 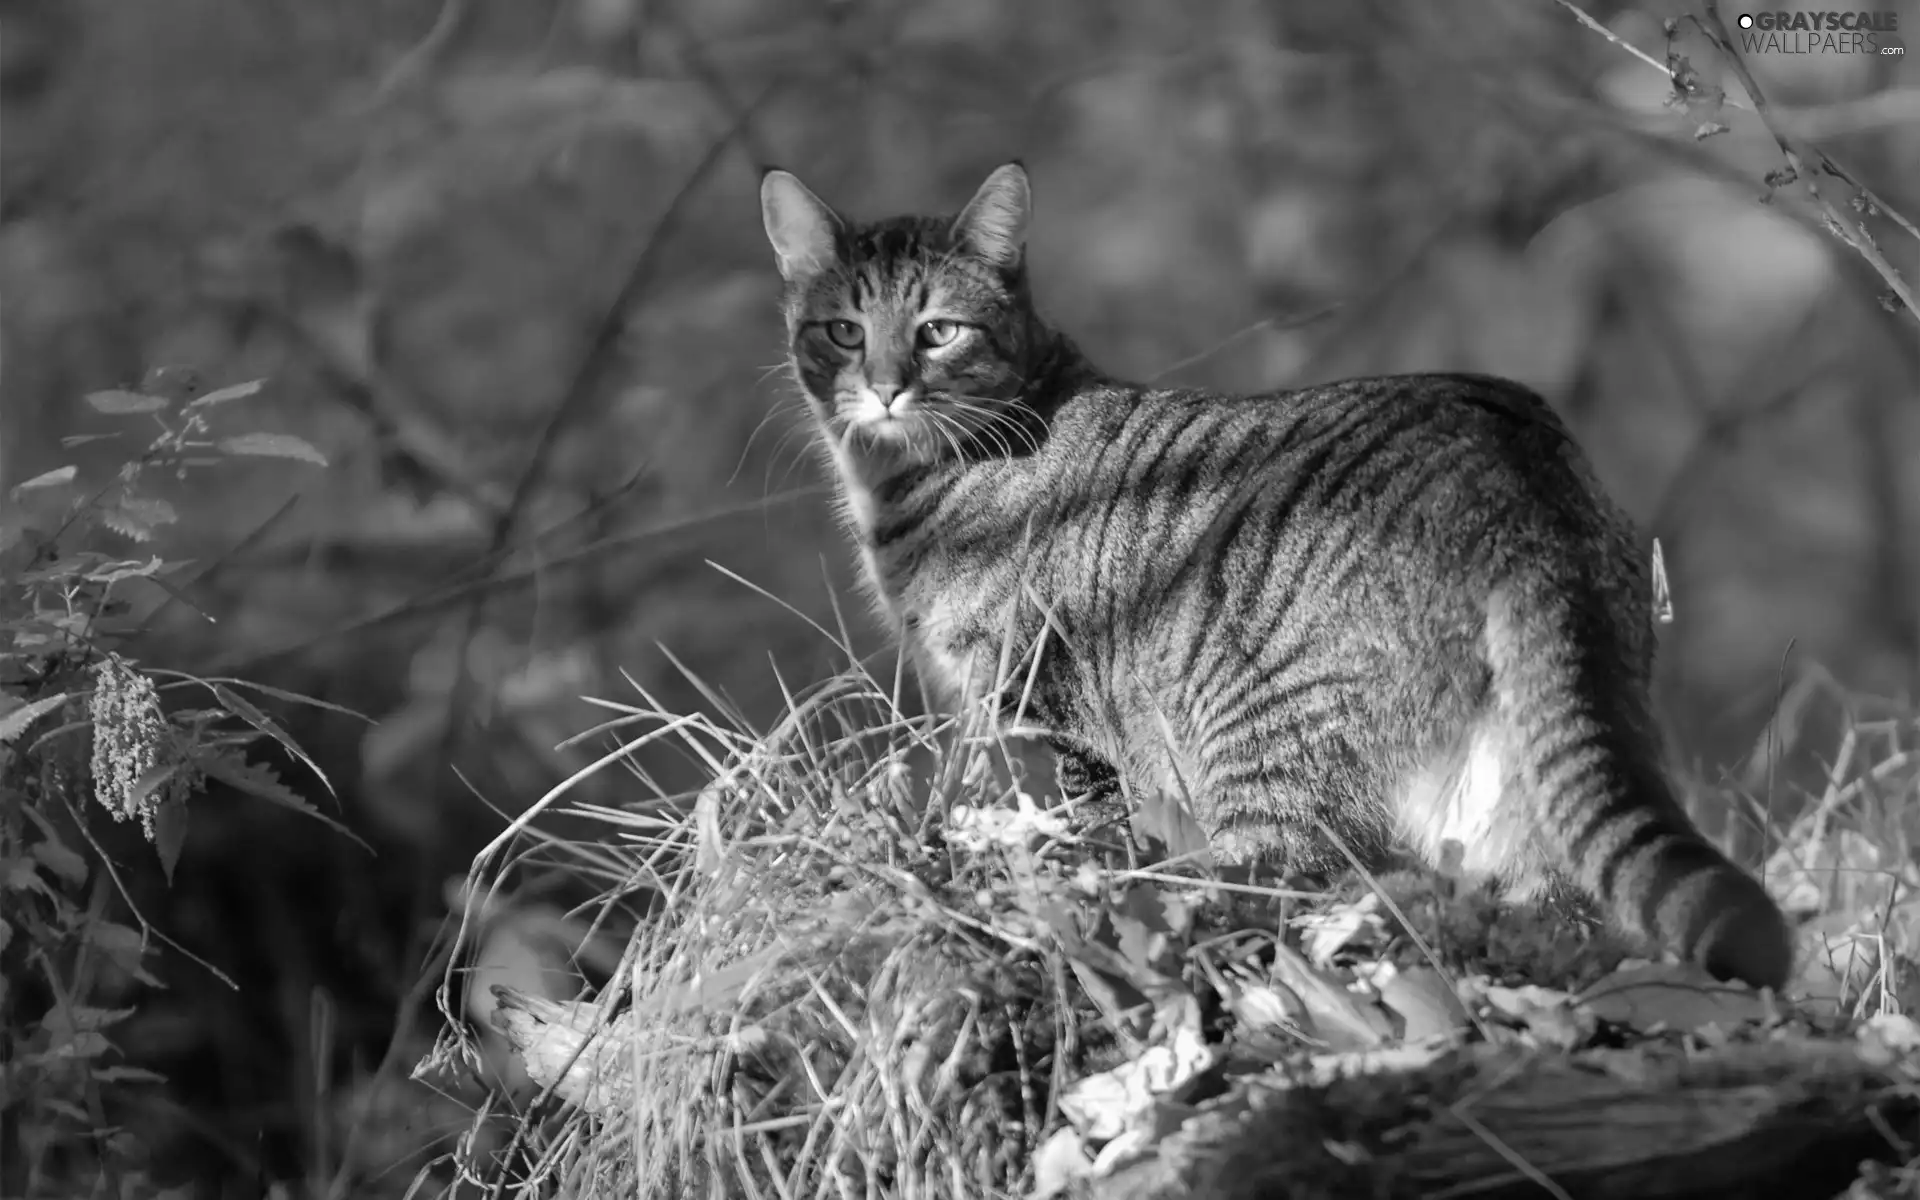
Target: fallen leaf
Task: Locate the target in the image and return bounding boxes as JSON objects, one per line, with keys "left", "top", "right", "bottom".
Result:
{"left": 1059, "top": 1015, "right": 1216, "bottom": 1145}
{"left": 1377, "top": 965, "right": 1472, "bottom": 1042}
{"left": 489, "top": 987, "right": 633, "bottom": 1116}
{"left": 1577, "top": 962, "right": 1770, "bottom": 1032}
{"left": 1268, "top": 944, "right": 1391, "bottom": 1050}
{"left": 1859, "top": 1012, "right": 1920, "bottom": 1066}
{"left": 1293, "top": 891, "right": 1383, "bottom": 967}
{"left": 1031, "top": 1128, "right": 1094, "bottom": 1199}
{"left": 1474, "top": 980, "right": 1595, "bottom": 1050}
{"left": 1227, "top": 983, "right": 1305, "bottom": 1035}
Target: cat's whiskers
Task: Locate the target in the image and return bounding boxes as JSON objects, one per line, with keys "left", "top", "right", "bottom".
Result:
{"left": 912, "top": 398, "right": 998, "bottom": 462}
{"left": 960, "top": 408, "right": 1020, "bottom": 461}
{"left": 921, "top": 408, "right": 971, "bottom": 465}
{"left": 760, "top": 421, "right": 821, "bottom": 494}
{"left": 733, "top": 383, "right": 822, "bottom": 490}
{"left": 944, "top": 394, "right": 1043, "bottom": 458}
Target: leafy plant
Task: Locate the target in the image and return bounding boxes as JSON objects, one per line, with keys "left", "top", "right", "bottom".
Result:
{"left": 0, "top": 369, "right": 340, "bottom": 1198}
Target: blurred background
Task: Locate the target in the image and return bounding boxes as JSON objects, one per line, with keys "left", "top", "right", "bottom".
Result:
{"left": 2, "top": 0, "right": 1917, "bottom": 1192}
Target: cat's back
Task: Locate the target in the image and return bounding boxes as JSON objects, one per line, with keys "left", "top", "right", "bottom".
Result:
{"left": 1060, "top": 371, "right": 1583, "bottom": 472}
{"left": 1047, "top": 370, "right": 1632, "bottom": 579}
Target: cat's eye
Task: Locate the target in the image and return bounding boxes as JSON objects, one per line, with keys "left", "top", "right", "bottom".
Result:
{"left": 824, "top": 319, "right": 864, "bottom": 349}
{"left": 917, "top": 319, "right": 962, "bottom": 348}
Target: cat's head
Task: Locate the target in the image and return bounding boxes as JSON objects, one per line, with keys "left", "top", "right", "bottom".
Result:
{"left": 759, "top": 163, "right": 1047, "bottom": 468}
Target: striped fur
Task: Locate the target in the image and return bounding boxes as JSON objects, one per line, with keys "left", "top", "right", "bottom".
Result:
{"left": 758, "top": 163, "right": 1792, "bottom": 990}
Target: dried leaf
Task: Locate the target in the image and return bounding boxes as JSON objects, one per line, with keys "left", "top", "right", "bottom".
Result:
{"left": 1294, "top": 891, "right": 1384, "bottom": 967}
{"left": 694, "top": 782, "right": 726, "bottom": 875}
{"left": 10, "top": 465, "right": 77, "bottom": 494}
{"left": 85, "top": 390, "right": 169, "bottom": 415}
{"left": 186, "top": 379, "right": 264, "bottom": 407}
{"left": 1859, "top": 1012, "right": 1920, "bottom": 1064}
{"left": 0, "top": 693, "right": 70, "bottom": 744}
{"left": 216, "top": 432, "right": 328, "bottom": 467}
{"left": 1226, "top": 982, "right": 1304, "bottom": 1036}
{"left": 1376, "top": 965, "right": 1472, "bottom": 1042}
{"left": 1578, "top": 962, "right": 1771, "bottom": 1032}
{"left": 1473, "top": 980, "right": 1594, "bottom": 1049}
{"left": 152, "top": 798, "right": 188, "bottom": 884}
{"left": 1651, "top": 537, "right": 1673, "bottom": 625}
{"left": 1268, "top": 943, "right": 1391, "bottom": 1050}
{"left": 1059, "top": 1019, "right": 1214, "bottom": 1143}
{"left": 490, "top": 987, "right": 634, "bottom": 1117}
{"left": 1031, "top": 1127, "right": 1095, "bottom": 1199}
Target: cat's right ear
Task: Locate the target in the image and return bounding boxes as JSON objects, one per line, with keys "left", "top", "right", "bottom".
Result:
{"left": 951, "top": 162, "right": 1030, "bottom": 272}
{"left": 760, "top": 169, "right": 843, "bottom": 283}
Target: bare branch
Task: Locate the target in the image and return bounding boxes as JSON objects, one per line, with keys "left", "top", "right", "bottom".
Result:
{"left": 369, "top": 0, "right": 475, "bottom": 106}
{"left": 1549, "top": 0, "right": 1701, "bottom": 95}
{"left": 1548, "top": 0, "right": 1920, "bottom": 325}
{"left": 1693, "top": 1, "right": 1918, "bottom": 322}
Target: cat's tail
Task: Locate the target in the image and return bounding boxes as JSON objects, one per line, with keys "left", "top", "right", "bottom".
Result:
{"left": 1485, "top": 587, "right": 1793, "bottom": 991}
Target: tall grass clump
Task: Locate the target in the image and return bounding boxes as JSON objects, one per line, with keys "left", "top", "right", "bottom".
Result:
{"left": 433, "top": 586, "right": 1920, "bottom": 1199}
{"left": 435, "top": 627, "right": 1134, "bottom": 1199}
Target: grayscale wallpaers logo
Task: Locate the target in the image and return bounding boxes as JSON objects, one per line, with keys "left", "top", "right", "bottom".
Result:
{"left": 1736, "top": 11, "right": 1905, "bottom": 54}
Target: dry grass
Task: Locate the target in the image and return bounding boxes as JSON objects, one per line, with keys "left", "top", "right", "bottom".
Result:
{"left": 424, "top": 613, "right": 1920, "bottom": 1200}
{"left": 432, "top": 627, "right": 1121, "bottom": 1199}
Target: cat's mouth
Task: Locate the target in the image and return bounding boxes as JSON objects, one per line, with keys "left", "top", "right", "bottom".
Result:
{"left": 853, "top": 412, "right": 916, "bottom": 439}
{"left": 838, "top": 390, "right": 930, "bottom": 451}
{"left": 843, "top": 417, "right": 931, "bottom": 460}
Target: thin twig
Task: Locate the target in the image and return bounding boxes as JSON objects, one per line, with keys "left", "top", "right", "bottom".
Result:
{"left": 657, "top": 0, "right": 776, "bottom": 167}
{"left": 370, "top": 0, "right": 475, "bottom": 106}
{"left": 258, "top": 300, "right": 511, "bottom": 517}
{"left": 1549, "top": 0, "right": 1720, "bottom": 100}
{"left": 428, "top": 78, "right": 786, "bottom": 837}
{"left": 486, "top": 80, "right": 784, "bottom": 558}
{"left": 201, "top": 482, "right": 826, "bottom": 677}
{"left": 1694, "top": 2, "right": 1919, "bottom": 320}
{"left": 1551, "top": 0, "right": 1920, "bottom": 324}
{"left": 51, "top": 785, "right": 239, "bottom": 989}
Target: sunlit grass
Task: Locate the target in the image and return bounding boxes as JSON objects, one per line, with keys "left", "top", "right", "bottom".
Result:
{"left": 427, "top": 579, "right": 1920, "bottom": 1199}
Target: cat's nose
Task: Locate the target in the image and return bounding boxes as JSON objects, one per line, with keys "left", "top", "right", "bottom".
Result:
{"left": 868, "top": 383, "right": 905, "bottom": 412}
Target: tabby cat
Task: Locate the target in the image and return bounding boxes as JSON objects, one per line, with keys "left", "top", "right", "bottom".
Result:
{"left": 757, "top": 161, "right": 1792, "bottom": 990}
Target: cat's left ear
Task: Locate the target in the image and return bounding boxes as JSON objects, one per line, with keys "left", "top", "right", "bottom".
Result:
{"left": 951, "top": 162, "right": 1030, "bottom": 272}
{"left": 761, "top": 169, "right": 843, "bottom": 283}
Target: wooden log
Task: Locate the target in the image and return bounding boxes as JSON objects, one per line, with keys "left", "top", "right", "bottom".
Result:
{"left": 1093, "top": 1038, "right": 1918, "bottom": 1200}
